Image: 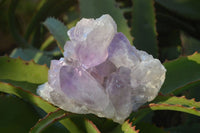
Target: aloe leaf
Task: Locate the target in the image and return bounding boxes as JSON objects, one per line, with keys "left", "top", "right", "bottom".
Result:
{"left": 153, "top": 94, "right": 200, "bottom": 109}
{"left": 85, "top": 119, "right": 101, "bottom": 133}
{"left": 40, "top": 36, "right": 55, "bottom": 50}
{"left": 186, "top": 81, "right": 200, "bottom": 102}
{"left": 0, "top": 79, "right": 38, "bottom": 94}
{"left": 24, "top": 0, "right": 62, "bottom": 41}
{"left": 131, "top": 94, "right": 200, "bottom": 124}
{"left": 8, "top": 0, "right": 27, "bottom": 47}
{"left": 0, "top": 82, "right": 81, "bottom": 133}
{"left": 156, "top": 21, "right": 182, "bottom": 62}
{"left": 181, "top": 32, "right": 200, "bottom": 55}
{"left": 24, "top": 0, "right": 54, "bottom": 40}
{"left": 0, "top": 56, "right": 48, "bottom": 84}
{"left": 79, "top": 0, "right": 132, "bottom": 44}
{"left": 122, "top": 120, "right": 139, "bottom": 133}
{"left": 43, "top": 17, "right": 68, "bottom": 52}
{"left": 166, "top": 123, "right": 200, "bottom": 133}
{"left": 31, "top": 109, "right": 100, "bottom": 133}
{"left": 0, "top": 95, "right": 39, "bottom": 133}
{"left": 136, "top": 122, "right": 167, "bottom": 133}
{"left": 44, "top": 47, "right": 62, "bottom": 57}
{"left": 30, "top": 109, "right": 75, "bottom": 133}
{"left": 25, "top": 0, "right": 74, "bottom": 49}
{"left": 148, "top": 104, "right": 200, "bottom": 116}
{"left": 0, "top": 82, "right": 56, "bottom": 112}
{"left": 155, "top": 0, "right": 200, "bottom": 20}
{"left": 69, "top": 114, "right": 114, "bottom": 133}
{"left": 161, "top": 53, "right": 200, "bottom": 94}
{"left": 131, "top": 0, "right": 158, "bottom": 57}
{"left": 10, "top": 48, "right": 51, "bottom": 66}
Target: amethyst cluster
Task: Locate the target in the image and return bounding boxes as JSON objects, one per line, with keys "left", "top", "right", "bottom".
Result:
{"left": 37, "top": 14, "right": 166, "bottom": 123}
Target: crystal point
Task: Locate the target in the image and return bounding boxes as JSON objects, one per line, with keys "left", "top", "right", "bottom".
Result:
{"left": 59, "top": 65, "right": 109, "bottom": 111}
{"left": 106, "top": 67, "right": 133, "bottom": 119}
{"left": 65, "top": 14, "right": 117, "bottom": 69}
{"left": 108, "top": 33, "right": 140, "bottom": 68}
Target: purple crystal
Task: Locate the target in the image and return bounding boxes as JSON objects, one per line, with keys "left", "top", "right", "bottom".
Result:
{"left": 64, "top": 15, "right": 117, "bottom": 69}
{"left": 59, "top": 65, "right": 109, "bottom": 111}
{"left": 37, "top": 14, "right": 166, "bottom": 124}
{"left": 108, "top": 33, "right": 140, "bottom": 68}
{"left": 48, "top": 58, "right": 66, "bottom": 89}
{"left": 106, "top": 67, "right": 133, "bottom": 118}
{"left": 87, "top": 59, "right": 116, "bottom": 85}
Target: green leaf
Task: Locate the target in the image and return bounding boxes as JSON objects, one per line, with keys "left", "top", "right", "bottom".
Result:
{"left": 155, "top": 0, "right": 200, "bottom": 20}
{"left": 160, "top": 53, "right": 200, "bottom": 94}
{"left": 0, "top": 56, "right": 48, "bottom": 84}
{"left": 186, "top": 82, "right": 200, "bottom": 101}
{"left": 10, "top": 48, "right": 51, "bottom": 66}
{"left": 0, "top": 79, "right": 39, "bottom": 94}
{"left": 44, "top": 47, "right": 62, "bottom": 57}
{"left": 146, "top": 103, "right": 200, "bottom": 118}
{"left": 156, "top": 10, "right": 198, "bottom": 44}
{"left": 85, "top": 119, "right": 101, "bottom": 133}
{"left": 159, "top": 46, "right": 181, "bottom": 62}
{"left": 131, "top": 0, "right": 158, "bottom": 57}
{"left": 0, "top": 82, "right": 56, "bottom": 112}
{"left": 156, "top": 22, "right": 182, "bottom": 62}
{"left": 0, "top": 82, "right": 81, "bottom": 133}
{"left": 0, "top": 95, "right": 39, "bottom": 133}
{"left": 81, "top": 114, "right": 117, "bottom": 133}
{"left": 181, "top": 32, "right": 200, "bottom": 55}
{"left": 136, "top": 122, "right": 167, "bottom": 133}
{"left": 69, "top": 114, "right": 114, "bottom": 133}
{"left": 43, "top": 17, "right": 68, "bottom": 52}
{"left": 24, "top": 0, "right": 73, "bottom": 42}
{"left": 30, "top": 109, "right": 75, "bottom": 133}
{"left": 26, "top": 0, "right": 74, "bottom": 48}
{"left": 130, "top": 94, "right": 200, "bottom": 125}
{"left": 40, "top": 36, "right": 55, "bottom": 50}
{"left": 79, "top": 0, "right": 132, "bottom": 44}
{"left": 166, "top": 123, "right": 200, "bottom": 133}
{"left": 8, "top": 0, "right": 27, "bottom": 47}
{"left": 122, "top": 120, "right": 139, "bottom": 133}
{"left": 153, "top": 94, "right": 200, "bottom": 110}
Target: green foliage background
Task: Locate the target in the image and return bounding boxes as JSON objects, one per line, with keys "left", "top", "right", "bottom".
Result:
{"left": 0, "top": 0, "right": 200, "bottom": 132}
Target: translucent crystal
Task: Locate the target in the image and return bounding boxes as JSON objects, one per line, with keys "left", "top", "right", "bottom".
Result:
{"left": 37, "top": 14, "right": 166, "bottom": 124}
{"left": 59, "top": 65, "right": 109, "bottom": 111}
{"left": 87, "top": 59, "right": 117, "bottom": 85}
{"left": 106, "top": 67, "right": 133, "bottom": 121}
{"left": 64, "top": 14, "right": 117, "bottom": 69}
{"left": 108, "top": 32, "right": 140, "bottom": 68}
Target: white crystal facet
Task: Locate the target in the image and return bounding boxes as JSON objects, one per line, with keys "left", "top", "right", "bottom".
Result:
{"left": 108, "top": 33, "right": 140, "bottom": 68}
{"left": 64, "top": 14, "right": 117, "bottom": 69}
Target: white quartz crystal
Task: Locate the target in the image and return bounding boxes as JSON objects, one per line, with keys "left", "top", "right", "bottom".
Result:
{"left": 37, "top": 14, "right": 166, "bottom": 124}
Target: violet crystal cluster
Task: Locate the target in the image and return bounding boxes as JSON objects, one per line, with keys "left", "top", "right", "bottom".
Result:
{"left": 37, "top": 14, "right": 166, "bottom": 123}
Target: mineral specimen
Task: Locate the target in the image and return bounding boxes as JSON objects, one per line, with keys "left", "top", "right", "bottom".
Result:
{"left": 37, "top": 14, "right": 166, "bottom": 123}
